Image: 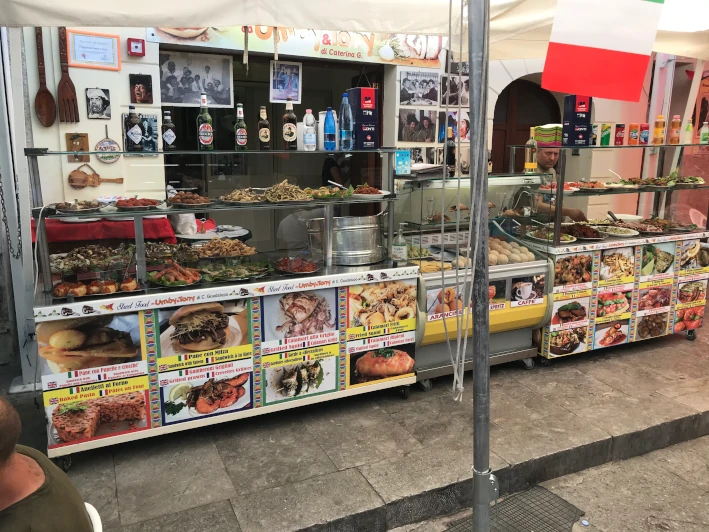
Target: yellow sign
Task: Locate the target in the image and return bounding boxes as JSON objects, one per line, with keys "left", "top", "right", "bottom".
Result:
{"left": 598, "top": 276, "right": 635, "bottom": 287}
{"left": 43, "top": 375, "right": 149, "bottom": 406}
{"left": 261, "top": 343, "right": 339, "bottom": 370}
{"left": 158, "top": 345, "right": 253, "bottom": 373}
{"left": 639, "top": 279, "right": 673, "bottom": 290}
{"left": 553, "top": 289, "right": 592, "bottom": 302}
{"left": 346, "top": 318, "right": 416, "bottom": 341}
{"left": 595, "top": 313, "right": 631, "bottom": 324}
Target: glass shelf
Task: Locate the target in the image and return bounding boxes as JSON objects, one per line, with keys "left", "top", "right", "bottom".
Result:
{"left": 539, "top": 185, "right": 709, "bottom": 197}
{"left": 395, "top": 172, "right": 551, "bottom": 181}
{"left": 510, "top": 143, "right": 709, "bottom": 150}
{"left": 25, "top": 147, "right": 399, "bottom": 157}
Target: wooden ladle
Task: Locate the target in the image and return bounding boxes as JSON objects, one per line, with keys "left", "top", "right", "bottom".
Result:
{"left": 68, "top": 164, "right": 124, "bottom": 189}
{"left": 34, "top": 28, "right": 56, "bottom": 127}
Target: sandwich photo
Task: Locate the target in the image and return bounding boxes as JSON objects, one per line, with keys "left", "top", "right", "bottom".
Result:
{"left": 160, "top": 302, "right": 247, "bottom": 355}
{"left": 37, "top": 315, "right": 139, "bottom": 372}
{"left": 351, "top": 347, "right": 415, "bottom": 384}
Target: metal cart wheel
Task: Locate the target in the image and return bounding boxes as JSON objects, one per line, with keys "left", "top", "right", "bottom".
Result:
{"left": 539, "top": 357, "right": 552, "bottom": 367}
{"left": 521, "top": 357, "right": 535, "bottom": 370}
{"left": 686, "top": 330, "right": 697, "bottom": 341}
{"left": 418, "top": 379, "right": 433, "bottom": 392}
{"left": 53, "top": 455, "right": 72, "bottom": 472}
{"left": 400, "top": 385, "right": 410, "bottom": 399}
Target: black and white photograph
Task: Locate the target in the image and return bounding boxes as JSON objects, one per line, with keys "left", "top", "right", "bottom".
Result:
{"left": 400, "top": 70, "right": 439, "bottom": 105}
{"left": 85, "top": 88, "right": 111, "bottom": 119}
{"left": 159, "top": 51, "right": 233, "bottom": 107}
{"left": 270, "top": 60, "right": 302, "bottom": 104}
{"left": 410, "top": 147, "right": 424, "bottom": 164}
{"left": 440, "top": 75, "right": 470, "bottom": 106}
{"left": 446, "top": 51, "right": 470, "bottom": 75}
{"left": 122, "top": 113, "right": 158, "bottom": 156}
{"left": 398, "top": 109, "right": 437, "bottom": 143}
{"left": 426, "top": 147, "right": 437, "bottom": 164}
{"left": 437, "top": 111, "right": 470, "bottom": 142}
{"left": 129, "top": 74, "right": 153, "bottom": 104}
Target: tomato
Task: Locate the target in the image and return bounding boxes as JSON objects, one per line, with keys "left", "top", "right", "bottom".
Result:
{"left": 686, "top": 319, "right": 702, "bottom": 330}
{"left": 674, "top": 321, "right": 686, "bottom": 332}
{"left": 697, "top": 307, "right": 705, "bottom": 317}
{"left": 686, "top": 310, "right": 696, "bottom": 321}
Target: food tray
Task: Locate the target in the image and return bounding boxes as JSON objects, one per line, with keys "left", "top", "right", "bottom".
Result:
{"left": 55, "top": 207, "right": 101, "bottom": 214}
{"left": 116, "top": 204, "right": 159, "bottom": 211}
{"left": 273, "top": 262, "right": 323, "bottom": 275}
{"left": 352, "top": 190, "right": 390, "bottom": 199}
{"left": 643, "top": 185, "right": 673, "bottom": 191}
{"left": 269, "top": 198, "right": 314, "bottom": 204}
{"left": 219, "top": 199, "right": 267, "bottom": 205}
{"left": 594, "top": 227, "right": 640, "bottom": 237}
{"left": 169, "top": 201, "right": 215, "bottom": 208}
{"left": 525, "top": 232, "right": 577, "bottom": 244}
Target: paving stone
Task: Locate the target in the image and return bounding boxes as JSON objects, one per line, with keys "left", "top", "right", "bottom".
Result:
{"left": 214, "top": 412, "right": 337, "bottom": 496}
{"left": 489, "top": 376, "right": 570, "bottom": 429}
{"left": 574, "top": 355, "right": 679, "bottom": 397}
{"left": 646, "top": 435, "right": 709, "bottom": 490}
{"left": 657, "top": 377, "right": 709, "bottom": 410}
{"left": 67, "top": 450, "right": 120, "bottom": 530}
{"left": 303, "top": 402, "right": 422, "bottom": 469}
{"left": 231, "top": 468, "right": 385, "bottom": 532}
{"left": 622, "top": 343, "right": 709, "bottom": 382}
{"left": 112, "top": 500, "right": 240, "bottom": 532}
{"left": 113, "top": 432, "right": 235, "bottom": 526}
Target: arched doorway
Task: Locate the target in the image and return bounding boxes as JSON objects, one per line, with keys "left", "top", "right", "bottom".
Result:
{"left": 492, "top": 79, "right": 561, "bottom": 173}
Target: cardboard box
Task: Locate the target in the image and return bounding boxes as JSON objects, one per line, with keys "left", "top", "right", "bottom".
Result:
{"left": 347, "top": 87, "right": 379, "bottom": 124}
{"left": 563, "top": 95, "right": 593, "bottom": 124}
{"left": 355, "top": 122, "right": 379, "bottom": 150}
{"left": 562, "top": 122, "right": 592, "bottom": 146}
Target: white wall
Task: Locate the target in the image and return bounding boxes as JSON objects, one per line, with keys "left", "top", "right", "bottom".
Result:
{"left": 24, "top": 27, "right": 165, "bottom": 204}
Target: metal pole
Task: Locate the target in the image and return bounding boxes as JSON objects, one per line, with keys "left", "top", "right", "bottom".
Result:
{"left": 469, "top": 0, "right": 497, "bottom": 530}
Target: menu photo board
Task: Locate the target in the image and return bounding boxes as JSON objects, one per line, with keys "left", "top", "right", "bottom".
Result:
{"left": 346, "top": 280, "right": 417, "bottom": 388}
{"left": 260, "top": 289, "right": 340, "bottom": 406}
{"left": 39, "top": 312, "right": 151, "bottom": 449}
{"left": 156, "top": 301, "right": 254, "bottom": 425}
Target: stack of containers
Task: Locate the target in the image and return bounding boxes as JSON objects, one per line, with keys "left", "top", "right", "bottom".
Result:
{"left": 535, "top": 124, "right": 563, "bottom": 147}
{"left": 562, "top": 95, "right": 593, "bottom": 146}
{"left": 347, "top": 87, "right": 379, "bottom": 150}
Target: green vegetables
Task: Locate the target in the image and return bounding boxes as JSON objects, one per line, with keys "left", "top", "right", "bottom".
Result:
{"left": 58, "top": 401, "right": 87, "bottom": 415}
{"left": 164, "top": 401, "right": 185, "bottom": 416}
{"left": 373, "top": 348, "right": 396, "bottom": 359}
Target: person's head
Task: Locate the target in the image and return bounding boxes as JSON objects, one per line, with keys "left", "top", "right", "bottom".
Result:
{"left": 537, "top": 148, "right": 560, "bottom": 170}
{"left": 207, "top": 82, "right": 214, "bottom": 91}
{"left": 422, "top": 116, "right": 431, "bottom": 129}
{"left": 167, "top": 61, "right": 175, "bottom": 73}
{"left": 464, "top": 80, "right": 469, "bottom": 91}
{"left": 205, "top": 65, "right": 211, "bottom": 73}
{"left": 406, "top": 113, "right": 418, "bottom": 131}
{"left": 133, "top": 80, "right": 150, "bottom": 103}
{"left": 194, "top": 74, "right": 200, "bottom": 82}
{"left": 214, "top": 80, "right": 221, "bottom": 88}
{"left": 428, "top": 80, "right": 434, "bottom": 88}
{"left": 0, "top": 396, "right": 21, "bottom": 467}
{"left": 460, "top": 119, "right": 469, "bottom": 137}
{"left": 419, "top": 80, "right": 426, "bottom": 89}
{"left": 86, "top": 88, "right": 108, "bottom": 115}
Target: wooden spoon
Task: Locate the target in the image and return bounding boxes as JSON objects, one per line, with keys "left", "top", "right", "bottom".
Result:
{"left": 34, "top": 28, "right": 56, "bottom": 127}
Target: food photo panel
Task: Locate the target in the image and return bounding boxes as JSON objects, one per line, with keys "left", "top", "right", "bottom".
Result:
{"left": 553, "top": 253, "right": 593, "bottom": 292}
{"left": 488, "top": 280, "right": 506, "bottom": 311}
{"left": 594, "top": 320, "right": 629, "bottom": 349}
{"left": 634, "top": 312, "right": 669, "bottom": 341}
{"left": 674, "top": 306, "right": 704, "bottom": 333}
{"left": 550, "top": 296, "right": 590, "bottom": 331}
{"left": 640, "top": 243, "right": 675, "bottom": 280}
{"left": 510, "top": 275, "right": 545, "bottom": 307}
{"left": 680, "top": 239, "right": 702, "bottom": 273}
{"left": 427, "top": 284, "right": 468, "bottom": 321}
{"left": 347, "top": 344, "right": 416, "bottom": 389}
{"left": 548, "top": 327, "right": 588, "bottom": 357}
{"left": 599, "top": 247, "right": 635, "bottom": 286}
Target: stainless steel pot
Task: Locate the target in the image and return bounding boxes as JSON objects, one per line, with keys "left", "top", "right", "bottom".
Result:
{"left": 308, "top": 214, "right": 386, "bottom": 265}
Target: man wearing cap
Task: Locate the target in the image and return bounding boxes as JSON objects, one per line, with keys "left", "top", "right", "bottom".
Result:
{"left": 86, "top": 88, "right": 110, "bottom": 119}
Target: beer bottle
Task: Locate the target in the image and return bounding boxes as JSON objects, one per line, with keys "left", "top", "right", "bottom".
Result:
{"left": 235, "top": 103, "right": 247, "bottom": 150}
{"left": 161, "top": 111, "right": 177, "bottom": 151}
{"left": 282, "top": 98, "right": 297, "bottom": 150}
{"left": 125, "top": 105, "right": 145, "bottom": 152}
{"left": 197, "top": 92, "right": 214, "bottom": 151}
{"left": 258, "top": 106, "right": 270, "bottom": 150}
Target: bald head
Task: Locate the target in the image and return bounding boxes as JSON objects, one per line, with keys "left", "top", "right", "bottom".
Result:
{"left": 0, "top": 396, "right": 21, "bottom": 465}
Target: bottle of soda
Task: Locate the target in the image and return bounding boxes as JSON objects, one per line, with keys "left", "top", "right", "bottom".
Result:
{"left": 125, "top": 105, "right": 145, "bottom": 152}
{"left": 161, "top": 111, "right": 177, "bottom": 151}
{"left": 235, "top": 103, "right": 247, "bottom": 150}
{"left": 258, "top": 106, "right": 270, "bottom": 150}
{"left": 324, "top": 107, "right": 336, "bottom": 152}
{"left": 303, "top": 109, "right": 316, "bottom": 151}
{"left": 196, "top": 92, "right": 214, "bottom": 151}
{"left": 282, "top": 98, "right": 298, "bottom": 150}
{"left": 339, "top": 93, "right": 354, "bottom": 151}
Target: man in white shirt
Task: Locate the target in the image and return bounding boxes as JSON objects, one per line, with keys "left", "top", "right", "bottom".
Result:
{"left": 202, "top": 66, "right": 215, "bottom": 91}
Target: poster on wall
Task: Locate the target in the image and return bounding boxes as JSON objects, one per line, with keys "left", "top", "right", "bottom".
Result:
{"left": 400, "top": 70, "right": 439, "bottom": 105}
{"left": 270, "top": 60, "right": 303, "bottom": 104}
{"left": 437, "top": 111, "right": 470, "bottom": 142}
{"left": 159, "top": 51, "right": 233, "bottom": 107}
{"left": 398, "top": 110, "right": 436, "bottom": 143}
{"left": 440, "top": 75, "right": 469, "bottom": 106}
{"left": 346, "top": 280, "right": 417, "bottom": 387}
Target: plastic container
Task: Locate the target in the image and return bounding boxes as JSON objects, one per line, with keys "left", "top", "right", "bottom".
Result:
{"left": 652, "top": 115, "right": 665, "bottom": 145}
{"left": 303, "top": 109, "right": 316, "bottom": 151}
{"left": 628, "top": 123, "right": 639, "bottom": 145}
{"left": 669, "top": 115, "right": 681, "bottom": 145}
{"left": 324, "top": 107, "right": 336, "bottom": 151}
{"left": 338, "top": 93, "right": 354, "bottom": 151}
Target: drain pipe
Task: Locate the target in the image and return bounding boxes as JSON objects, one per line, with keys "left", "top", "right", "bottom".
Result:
{"left": 469, "top": 0, "right": 499, "bottom": 531}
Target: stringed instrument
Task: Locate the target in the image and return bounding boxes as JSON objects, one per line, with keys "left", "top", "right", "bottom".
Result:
{"left": 68, "top": 164, "right": 123, "bottom": 189}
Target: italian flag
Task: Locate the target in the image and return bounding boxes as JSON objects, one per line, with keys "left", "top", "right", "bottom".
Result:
{"left": 542, "top": 0, "right": 664, "bottom": 101}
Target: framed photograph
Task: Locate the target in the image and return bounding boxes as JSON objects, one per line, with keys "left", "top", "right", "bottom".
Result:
{"left": 410, "top": 147, "right": 424, "bottom": 164}
{"left": 122, "top": 113, "right": 158, "bottom": 156}
{"left": 400, "top": 70, "right": 439, "bottom": 106}
{"left": 85, "top": 88, "right": 111, "bottom": 119}
{"left": 129, "top": 74, "right": 153, "bottom": 105}
{"left": 446, "top": 51, "right": 470, "bottom": 75}
{"left": 425, "top": 147, "right": 436, "bottom": 164}
{"left": 398, "top": 109, "right": 437, "bottom": 143}
{"left": 67, "top": 30, "right": 121, "bottom": 71}
{"left": 440, "top": 75, "right": 470, "bottom": 106}
{"left": 437, "top": 111, "right": 470, "bottom": 142}
{"left": 270, "top": 60, "right": 302, "bottom": 104}
{"left": 160, "top": 51, "right": 233, "bottom": 107}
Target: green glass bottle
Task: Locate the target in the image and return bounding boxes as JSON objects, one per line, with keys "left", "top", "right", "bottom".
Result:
{"left": 235, "top": 103, "right": 247, "bottom": 150}
{"left": 196, "top": 92, "right": 214, "bottom": 151}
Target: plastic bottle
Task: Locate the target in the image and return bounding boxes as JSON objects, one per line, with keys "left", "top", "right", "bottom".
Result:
{"left": 303, "top": 109, "right": 316, "bottom": 151}
{"left": 701, "top": 122, "right": 709, "bottom": 145}
{"left": 324, "top": 107, "right": 336, "bottom": 151}
{"left": 669, "top": 115, "right": 681, "bottom": 145}
{"left": 338, "top": 93, "right": 354, "bottom": 151}
{"left": 682, "top": 119, "right": 694, "bottom": 145}
{"left": 652, "top": 115, "right": 665, "bottom": 145}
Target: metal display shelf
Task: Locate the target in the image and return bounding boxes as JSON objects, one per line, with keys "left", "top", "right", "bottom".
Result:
{"left": 25, "top": 147, "right": 400, "bottom": 156}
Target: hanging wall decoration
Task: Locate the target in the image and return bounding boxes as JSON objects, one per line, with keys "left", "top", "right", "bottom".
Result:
{"left": 130, "top": 74, "right": 154, "bottom": 104}
{"left": 86, "top": 88, "right": 111, "bottom": 119}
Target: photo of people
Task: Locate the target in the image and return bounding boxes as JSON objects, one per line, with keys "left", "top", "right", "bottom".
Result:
{"left": 129, "top": 74, "right": 153, "bottom": 104}
{"left": 410, "top": 147, "right": 424, "bottom": 164}
{"left": 270, "top": 60, "right": 302, "bottom": 104}
{"left": 400, "top": 70, "right": 439, "bottom": 105}
{"left": 85, "top": 88, "right": 111, "bottom": 119}
{"left": 440, "top": 75, "right": 470, "bottom": 106}
{"left": 437, "top": 111, "right": 470, "bottom": 142}
{"left": 159, "top": 52, "right": 233, "bottom": 107}
{"left": 446, "top": 51, "right": 470, "bottom": 75}
{"left": 398, "top": 109, "right": 437, "bottom": 143}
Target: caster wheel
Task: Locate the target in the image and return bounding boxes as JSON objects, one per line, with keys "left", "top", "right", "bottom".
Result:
{"left": 418, "top": 379, "right": 433, "bottom": 392}
{"left": 53, "top": 455, "right": 72, "bottom": 472}
{"left": 521, "top": 357, "right": 535, "bottom": 370}
{"left": 539, "top": 357, "right": 552, "bottom": 367}
{"left": 400, "top": 386, "right": 410, "bottom": 400}
{"left": 686, "top": 330, "right": 696, "bottom": 341}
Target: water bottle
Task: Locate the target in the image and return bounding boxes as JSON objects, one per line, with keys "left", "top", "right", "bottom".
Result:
{"left": 303, "top": 109, "right": 317, "bottom": 151}
{"left": 339, "top": 93, "right": 354, "bottom": 151}
{"left": 324, "top": 107, "right": 336, "bottom": 151}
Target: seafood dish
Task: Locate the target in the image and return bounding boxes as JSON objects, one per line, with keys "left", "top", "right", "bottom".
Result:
{"left": 51, "top": 392, "right": 145, "bottom": 443}
{"left": 36, "top": 315, "right": 138, "bottom": 372}
{"left": 148, "top": 263, "right": 201, "bottom": 287}
{"left": 353, "top": 184, "right": 381, "bottom": 195}
{"left": 554, "top": 254, "right": 592, "bottom": 285}
{"left": 196, "top": 238, "right": 256, "bottom": 258}
{"left": 549, "top": 328, "right": 586, "bottom": 355}
{"left": 265, "top": 179, "right": 313, "bottom": 202}
{"left": 615, "top": 221, "right": 663, "bottom": 233}
{"left": 219, "top": 188, "right": 266, "bottom": 203}
{"left": 601, "top": 250, "right": 634, "bottom": 280}
{"left": 638, "top": 287, "right": 671, "bottom": 310}
{"left": 115, "top": 198, "right": 161, "bottom": 208}
{"left": 641, "top": 245, "right": 674, "bottom": 276}
{"left": 51, "top": 244, "right": 134, "bottom": 275}
{"left": 354, "top": 348, "right": 415, "bottom": 383}
{"left": 594, "top": 226, "right": 638, "bottom": 237}
{"left": 276, "top": 361, "right": 324, "bottom": 398}
{"left": 275, "top": 257, "right": 320, "bottom": 273}
{"left": 678, "top": 281, "right": 707, "bottom": 304}
{"left": 674, "top": 307, "right": 704, "bottom": 332}
{"left": 304, "top": 186, "right": 353, "bottom": 199}
{"left": 198, "top": 262, "right": 270, "bottom": 282}
{"left": 555, "top": 301, "right": 587, "bottom": 323}
{"left": 186, "top": 374, "right": 249, "bottom": 414}
{"left": 681, "top": 241, "right": 701, "bottom": 268}
{"left": 700, "top": 245, "right": 709, "bottom": 267}
{"left": 637, "top": 313, "right": 668, "bottom": 339}
{"left": 53, "top": 277, "right": 138, "bottom": 298}
{"left": 169, "top": 303, "right": 230, "bottom": 352}
{"left": 276, "top": 292, "right": 335, "bottom": 338}
{"left": 526, "top": 228, "right": 576, "bottom": 242}
{"left": 168, "top": 191, "right": 211, "bottom": 205}
{"left": 561, "top": 224, "right": 603, "bottom": 240}
{"left": 598, "top": 323, "right": 627, "bottom": 346}
{"left": 145, "top": 242, "right": 199, "bottom": 264}
{"left": 349, "top": 281, "right": 417, "bottom": 327}
{"left": 596, "top": 292, "right": 630, "bottom": 317}
{"left": 489, "top": 238, "right": 536, "bottom": 265}
{"left": 55, "top": 200, "right": 100, "bottom": 212}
